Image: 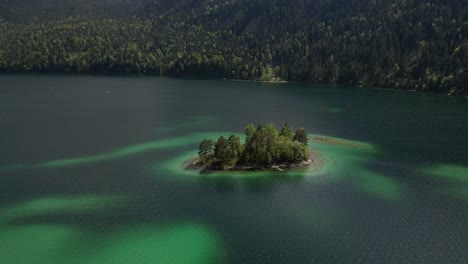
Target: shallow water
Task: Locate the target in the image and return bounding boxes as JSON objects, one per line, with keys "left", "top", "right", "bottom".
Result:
{"left": 0, "top": 76, "right": 467, "bottom": 264}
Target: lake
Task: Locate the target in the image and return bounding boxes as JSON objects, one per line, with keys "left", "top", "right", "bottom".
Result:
{"left": 0, "top": 75, "right": 467, "bottom": 264}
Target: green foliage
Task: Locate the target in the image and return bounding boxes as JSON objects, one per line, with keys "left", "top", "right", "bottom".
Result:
{"left": 227, "top": 135, "right": 243, "bottom": 161}
{"left": 279, "top": 122, "right": 293, "bottom": 139}
{"left": 293, "top": 128, "right": 309, "bottom": 146}
{"left": 0, "top": 0, "right": 466, "bottom": 94}
{"left": 201, "top": 123, "right": 310, "bottom": 168}
{"left": 198, "top": 139, "right": 214, "bottom": 164}
{"left": 214, "top": 136, "right": 229, "bottom": 164}
{"left": 245, "top": 124, "right": 256, "bottom": 141}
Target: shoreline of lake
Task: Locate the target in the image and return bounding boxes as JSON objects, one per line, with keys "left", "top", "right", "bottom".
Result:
{"left": 183, "top": 148, "right": 328, "bottom": 175}
{"left": 0, "top": 73, "right": 465, "bottom": 96}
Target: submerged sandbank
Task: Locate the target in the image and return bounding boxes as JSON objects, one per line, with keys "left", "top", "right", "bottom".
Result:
{"left": 310, "top": 136, "right": 373, "bottom": 150}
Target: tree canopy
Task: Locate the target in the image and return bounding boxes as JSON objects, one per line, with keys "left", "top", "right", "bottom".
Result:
{"left": 198, "top": 123, "right": 309, "bottom": 169}
{"left": 0, "top": 0, "right": 466, "bottom": 95}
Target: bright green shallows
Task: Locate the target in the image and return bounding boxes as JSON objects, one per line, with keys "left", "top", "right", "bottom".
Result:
{"left": 422, "top": 164, "right": 468, "bottom": 201}
{"left": 0, "top": 129, "right": 407, "bottom": 202}
{"left": 149, "top": 133, "right": 406, "bottom": 202}
{"left": 0, "top": 196, "right": 222, "bottom": 264}
{"left": 0, "top": 224, "right": 79, "bottom": 264}
{"left": 74, "top": 223, "right": 221, "bottom": 264}
{"left": 153, "top": 149, "right": 322, "bottom": 180}
{"left": 0, "top": 223, "right": 221, "bottom": 264}
{"left": 422, "top": 164, "right": 468, "bottom": 184}
{"left": 0, "top": 195, "right": 128, "bottom": 224}
{"left": 308, "top": 135, "right": 406, "bottom": 202}
{"left": 149, "top": 131, "right": 325, "bottom": 180}
{"left": 40, "top": 135, "right": 203, "bottom": 168}
{"left": 0, "top": 132, "right": 227, "bottom": 171}
{"left": 352, "top": 170, "right": 404, "bottom": 201}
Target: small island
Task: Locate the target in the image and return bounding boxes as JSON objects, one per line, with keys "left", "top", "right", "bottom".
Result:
{"left": 188, "top": 123, "right": 312, "bottom": 172}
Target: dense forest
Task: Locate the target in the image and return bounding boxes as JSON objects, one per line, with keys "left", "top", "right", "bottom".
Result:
{"left": 197, "top": 123, "right": 309, "bottom": 170}
{"left": 0, "top": 0, "right": 467, "bottom": 94}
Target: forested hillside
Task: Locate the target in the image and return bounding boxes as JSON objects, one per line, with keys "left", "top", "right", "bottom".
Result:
{"left": 0, "top": 0, "right": 467, "bottom": 94}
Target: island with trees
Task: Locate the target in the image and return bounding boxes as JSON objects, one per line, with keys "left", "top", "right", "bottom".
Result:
{"left": 189, "top": 123, "right": 313, "bottom": 173}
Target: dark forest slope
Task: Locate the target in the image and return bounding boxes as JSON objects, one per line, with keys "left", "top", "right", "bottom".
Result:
{"left": 0, "top": 0, "right": 466, "bottom": 94}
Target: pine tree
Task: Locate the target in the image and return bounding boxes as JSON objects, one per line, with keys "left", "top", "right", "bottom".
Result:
{"left": 214, "top": 136, "right": 229, "bottom": 165}
{"left": 198, "top": 139, "right": 214, "bottom": 164}
{"left": 279, "top": 122, "right": 293, "bottom": 139}
{"left": 293, "top": 128, "right": 308, "bottom": 146}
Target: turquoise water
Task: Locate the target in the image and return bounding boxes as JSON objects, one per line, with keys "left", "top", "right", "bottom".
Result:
{"left": 0, "top": 76, "right": 467, "bottom": 263}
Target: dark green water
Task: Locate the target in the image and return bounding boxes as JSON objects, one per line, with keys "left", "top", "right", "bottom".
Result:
{"left": 0, "top": 75, "right": 467, "bottom": 264}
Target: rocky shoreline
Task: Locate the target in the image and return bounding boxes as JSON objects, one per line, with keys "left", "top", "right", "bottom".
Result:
{"left": 184, "top": 158, "right": 314, "bottom": 173}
